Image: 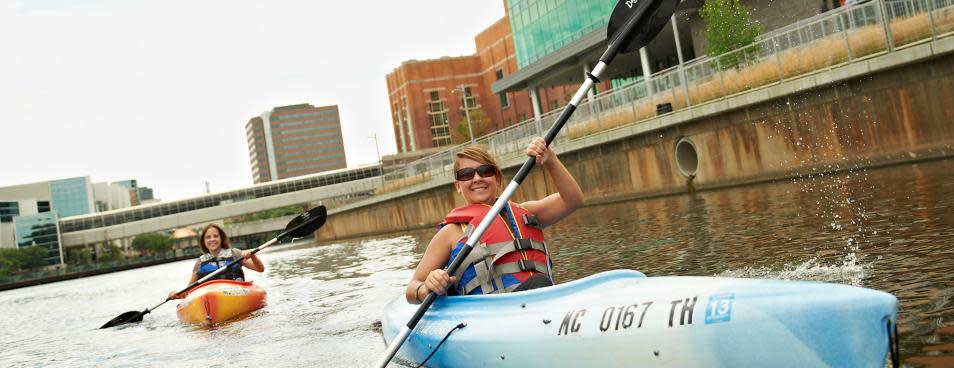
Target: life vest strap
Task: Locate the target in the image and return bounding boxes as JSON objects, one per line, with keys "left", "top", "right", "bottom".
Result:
{"left": 451, "top": 238, "right": 548, "bottom": 281}
{"left": 488, "top": 239, "right": 547, "bottom": 264}
{"left": 463, "top": 259, "right": 549, "bottom": 295}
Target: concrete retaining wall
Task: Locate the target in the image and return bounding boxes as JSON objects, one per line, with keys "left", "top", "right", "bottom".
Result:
{"left": 318, "top": 49, "right": 954, "bottom": 241}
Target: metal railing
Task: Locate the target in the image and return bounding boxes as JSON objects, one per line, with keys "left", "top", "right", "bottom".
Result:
{"left": 379, "top": 0, "right": 953, "bottom": 193}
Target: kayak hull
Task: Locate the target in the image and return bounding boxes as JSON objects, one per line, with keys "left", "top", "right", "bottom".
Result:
{"left": 176, "top": 280, "right": 267, "bottom": 325}
{"left": 382, "top": 270, "right": 897, "bottom": 368}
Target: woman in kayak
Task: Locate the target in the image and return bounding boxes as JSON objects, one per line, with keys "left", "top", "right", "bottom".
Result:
{"left": 406, "top": 138, "right": 583, "bottom": 303}
{"left": 169, "top": 224, "right": 265, "bottom": 299}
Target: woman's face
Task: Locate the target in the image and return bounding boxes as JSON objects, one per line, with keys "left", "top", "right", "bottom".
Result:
{"left": 454, "top": 157, "right": 498, "bottom": 205}
{"left": 204, "top": 227, "right": 222, "bottom": 253}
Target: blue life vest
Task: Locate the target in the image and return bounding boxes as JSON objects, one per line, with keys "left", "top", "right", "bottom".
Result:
{"left": 196, "top": 249, "right": 245, "bottom": 281}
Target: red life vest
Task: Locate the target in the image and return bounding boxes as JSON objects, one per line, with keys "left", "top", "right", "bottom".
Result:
{"left": 441, "top": 202, "right": 552, "bottom": 295}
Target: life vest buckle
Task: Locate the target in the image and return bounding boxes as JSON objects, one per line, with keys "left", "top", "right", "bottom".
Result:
{"left": 513, "top": 238, "right": 534, "bottom": 251}
{"left": 516, "top": 259, "right": 534, "bottom": 272}
{"left": 522, "top": 214, "right": 539, "bottom": 227}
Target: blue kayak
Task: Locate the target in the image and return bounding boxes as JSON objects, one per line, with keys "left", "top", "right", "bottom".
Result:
{"left": 382, "top": 270, "right": 898, "bottom": 367}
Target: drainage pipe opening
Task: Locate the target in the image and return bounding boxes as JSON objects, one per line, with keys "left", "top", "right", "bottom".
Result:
{"left": 675, "top": 137, "right": 698, "bottom": 177}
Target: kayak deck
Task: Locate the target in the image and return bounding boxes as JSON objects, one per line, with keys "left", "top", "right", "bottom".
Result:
{"left": 176, "top": 279, "right": 267, "bottom": 325}
{"left": 382, "top": 269, "right": 898, "bottom": 367}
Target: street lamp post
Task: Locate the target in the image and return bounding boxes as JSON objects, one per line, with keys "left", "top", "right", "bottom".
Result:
{"left": 452, "top": 85, "right": 476, "bottom": 144}
{"left": 369, "top": 134, "right": 385, "bottom": 187}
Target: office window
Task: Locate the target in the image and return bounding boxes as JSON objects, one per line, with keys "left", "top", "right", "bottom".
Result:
{"left": 51, "top": 177, "right": 92, "bottom": 217}
{"left": 508, "top": 0, "right": 616, "bottom": 68}
{"left": 427, "top": 91, "right": 451, "bottom": 147}
{"left": 495, "top": 69, "right": 510, "bottom": 108}
{"left": 460, "top": 87, "right": 477, "bottom": 109}
{"left": 0, "top": 201, "right": 19, "bottom": 223}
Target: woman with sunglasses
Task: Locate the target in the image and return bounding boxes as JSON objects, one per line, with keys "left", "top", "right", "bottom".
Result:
{"left": 405, "top": 138, "right": 583, "bottom": 303}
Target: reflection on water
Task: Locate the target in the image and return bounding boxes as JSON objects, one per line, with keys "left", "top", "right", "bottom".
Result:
{"left": 0, "top": 159, "right": 952, "bottom": 367}
{"left": 545, "top": 159, "right": 954, "bottom": 367}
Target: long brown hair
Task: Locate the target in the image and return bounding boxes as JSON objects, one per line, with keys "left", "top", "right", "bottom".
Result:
{"left": 199, "top": 224, "right": 231, "bottom": 254}
{"left": 454, "top": 145, "right": 502, "bottom": 184}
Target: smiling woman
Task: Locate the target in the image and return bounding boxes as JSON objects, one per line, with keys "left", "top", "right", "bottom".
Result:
{"left": 405, "top": 138, "right": 584, "bottom": 303}
{"left": 167, "top": 224, "right": 265, "bottom": 299}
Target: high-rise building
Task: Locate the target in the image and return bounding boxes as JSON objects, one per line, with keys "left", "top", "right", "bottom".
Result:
{"left": 246, "top": 104, "right": 347, "bottom": 184}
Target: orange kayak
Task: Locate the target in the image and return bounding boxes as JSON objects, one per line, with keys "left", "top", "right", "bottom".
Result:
{"left": 175, "top": 280, "right": 267, "bottom": 325}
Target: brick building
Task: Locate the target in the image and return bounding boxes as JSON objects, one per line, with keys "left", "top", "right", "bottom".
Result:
{"left": 246, "top": 104, "right": 347, "bottom": 183}
{"left": 386, "top": 15, "right": 598, "bottom": 154}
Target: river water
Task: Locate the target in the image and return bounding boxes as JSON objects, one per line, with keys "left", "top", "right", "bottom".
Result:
{"left": 1, "top": 159, "right": 952, "bottom": 367}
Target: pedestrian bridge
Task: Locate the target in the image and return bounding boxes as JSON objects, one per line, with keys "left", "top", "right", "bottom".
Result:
{"left": 59, "top": 165, "right": 380, "bottom": 248}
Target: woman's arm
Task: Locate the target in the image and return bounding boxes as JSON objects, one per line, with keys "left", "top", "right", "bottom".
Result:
{"left": 520, "top": 137, "right": 584, "bottom": 227}
{"left": 169, "top": 272, "right": 199, "bottom": 299}
{"left": 406, "top": 225, "right": 460, "bottom": 304}
{"left": 240, "top": 249, "right": 265, "bottom": 272}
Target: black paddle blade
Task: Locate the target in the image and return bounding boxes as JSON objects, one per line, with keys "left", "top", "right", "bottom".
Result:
{"left": 607, "top": 0, "right": 680, "bottom": 54}
{"left": 281, "top": 205, "right": 327, "bottom": 240}
{"left": 100, "top": 310, "right": 146, "bottom": 329}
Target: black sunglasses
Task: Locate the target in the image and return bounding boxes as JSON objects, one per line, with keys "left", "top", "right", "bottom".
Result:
{"left": 455, "top": 164, "right": 497, "bottom": 181}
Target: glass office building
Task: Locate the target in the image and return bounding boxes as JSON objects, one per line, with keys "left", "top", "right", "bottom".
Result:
{"left": 50, "top": 177, "right": 93, "bottom": 218}
{"left": 14, "top": 212, "right": 63, "bottom": 265}
{"left": 507, "top": 0, "right": 617, "bottom": 68}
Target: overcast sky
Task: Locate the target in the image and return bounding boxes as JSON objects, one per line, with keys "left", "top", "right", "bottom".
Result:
{"left": 0, "top": 0, "right": 505, "bottom": 201}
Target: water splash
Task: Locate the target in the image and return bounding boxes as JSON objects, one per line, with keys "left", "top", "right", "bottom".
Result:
{"left": 716, "top": 252, "right": 866, "bottom": 286}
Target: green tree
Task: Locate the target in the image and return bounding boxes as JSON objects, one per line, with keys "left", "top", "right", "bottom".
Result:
{"left": 66, "top": 247, "right": 93, "bottom": 265}
{"left": 131, "top": 233, "right": 174, "bottom": 255}
{"left": 451, "top": 108, "right": 496, "bottom": 145}
{"left": 0, "top": 246, "right": 49, "bottom": 275}
{"left": 97, "top": 244, "right": 124, "bottom": 262}
{"left": 17, "top": 246, "right": 48, "bottom": 270}
{"left": 700, "top": 0, "right": 764, "bottom": 68}
{"left": 0, "top": 249, "right": 19, "bottom": 277}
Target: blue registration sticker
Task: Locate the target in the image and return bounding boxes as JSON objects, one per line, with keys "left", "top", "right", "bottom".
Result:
{"left": 705, "top": 293, "right": 735, "bottom": 324}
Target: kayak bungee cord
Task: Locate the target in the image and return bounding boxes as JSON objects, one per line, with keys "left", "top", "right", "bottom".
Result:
{"left": 888, "top": 320, "right": 900, "bottom": 368}
{"left": 415, "top": 323, "right": 466, "bottom": 368}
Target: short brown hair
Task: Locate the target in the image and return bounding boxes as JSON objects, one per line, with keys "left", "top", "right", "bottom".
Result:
{"left": 454, "top": 145, "right": 502, "bottom": 184}
{"left": 199, "top": 224, "right": 231, "bottom": 254}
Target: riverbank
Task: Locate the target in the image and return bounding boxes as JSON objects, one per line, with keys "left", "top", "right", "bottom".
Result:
{"left": 0, "top": 249, "right": 201, "bottom": 292}
{"left": 0, "top": 238, "right": 323, "bottom": 292}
